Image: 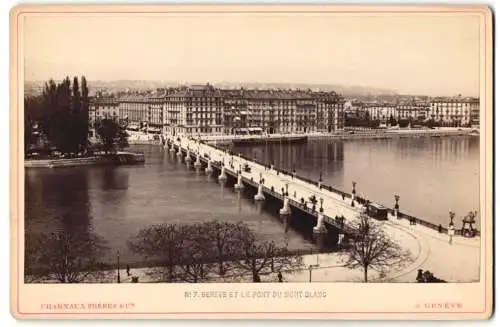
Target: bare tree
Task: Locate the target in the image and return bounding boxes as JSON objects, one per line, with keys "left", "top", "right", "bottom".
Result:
{"left": 235, "top": 228, "right": 304, "bottom": 282}
{"left": 176, "top": 223, "right": 214, "bottom": 283}
{"left": 26, "top": 231, "right": 109, "bottom": 283}
{"left": 127, "top": 223, "right": 184, "bottom": 282}
{"left": 204, "top": 220, "right": 250, "bottom": 275}
{"left": 341, "top": 213, "right": 411, "bottom": 282}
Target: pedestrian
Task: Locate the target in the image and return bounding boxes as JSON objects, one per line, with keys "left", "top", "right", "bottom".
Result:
{"left": 126, "top": 264, "right": 131, "bottom": 276}
{"left": 277, "top": 271, "right": 283, "bottom": 282}
{"left": 448, "top": 223, "right": 455, "bottom": 245}
{"left": 438, "top": 224, "right": 443, "bottom": 234}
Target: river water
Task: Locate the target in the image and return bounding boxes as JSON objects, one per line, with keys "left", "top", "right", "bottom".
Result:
{"left": 25, "top": 136, "right": 480, "bottom": 264}
{"left": 25, "top": 145, "right": 312, "bottom": 265}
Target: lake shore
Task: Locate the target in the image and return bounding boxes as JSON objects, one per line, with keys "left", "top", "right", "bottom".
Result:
{"left": 24, "top": 152, "right": 145, "bottom": 168}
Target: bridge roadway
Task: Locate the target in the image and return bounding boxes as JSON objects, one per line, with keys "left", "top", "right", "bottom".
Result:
{"left": 165, "top": 135, "right": 481, "bottom": 282}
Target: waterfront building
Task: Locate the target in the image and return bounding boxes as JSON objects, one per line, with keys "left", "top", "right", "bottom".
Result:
{"left": 396, "top": 102, "right": 429, "bottom": 121}
{"left": 164, "top": 84, "right": 224, "bottom": 136}
{"left": 93, "top": 84, "right": 345, "bottom": 136}
{"left": 88, "top": 98, "right": 119, "bottom": 140}
{"left": 117, "top": 95, "right": 165, "bottom": 133}
{"left": 429, "top": 97, "right": 479, "bottom": 127}
{"left": 365, "top": 104, "right": 397, "bottom": 121}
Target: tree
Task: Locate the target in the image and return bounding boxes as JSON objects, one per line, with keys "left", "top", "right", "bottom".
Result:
{"left": 24, "top": 96, "right": 43, "bottom": 154}
{"left": 341, "top": 213, "right": 411, "bottom": 282}
{"left": 95, "top": 118, "right": 129, "bottom": 153}
{"left": 128, "top": 223, "right": 185, "bottom": 282}
{"left": 177, "top": 223, "right": 214, "bottom": 283}
{"left": 25, "top": 230, "right": 109, "bottom": 283}
{"left": 24, "top": 76, "right": 91, "bottom": 157}
{"left": 235, "top": 228, "right": 304, "bottom": 282}
{"left": 204, "top": 221, "right": 248, "bottom": 275}
{"left": 71, "top": 76, "right": 85, "bottom": 152}
{"left": 81, "top": 76, "right": 90, "bottom": 148}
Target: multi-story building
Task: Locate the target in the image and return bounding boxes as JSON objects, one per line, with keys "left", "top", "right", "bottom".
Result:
{"left": 117, "top": 95, "right": 165, "bottom": 133}
{"left": 165, "top": 85, "right": 224, "bottom": 136}
{"left": 90, "top": 84, "right": 346, "bottom": 136}
{"left": 365, "top": 104, "right": 397, "bottom": 121}
{"left": 348, "top": 97, "right": 479, "bottom": 127}
{"left": 396, "top": 102, "right": 429, "bottom": 121}
{"left": 429, "top": 97, "right": 479, "bottom": 127}
{"left": 315, "top": 92, "right": 344, "bottom": 132}
{"left": 88, "top": 98, "right": 120, "bottom": 139}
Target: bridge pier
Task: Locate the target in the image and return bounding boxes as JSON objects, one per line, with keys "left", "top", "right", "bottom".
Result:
{"left": 313, "top": 212, "right": 328, "bottom": 249}
{"left": 218, "top": 166, "right": 227, "bottom": 182}
{"left": 254, "top": 183, "right": 265, "bottom": 201}
{"left": 185, "top": 150, "right": 192, "bottom": 163}
{"left": 205, "top": 159, "right": 213, "bottom": 175}
{"left": 176, "top": 146, "right": 183, "bottom": 157}
{"left": 234, "top": 173, "right": 244, "bottom": 190}
{"left": 279, "top": 196, "right": 291, "bottom": 232}
{"left": 194, "top": 153, "right": 202, "bottom": 169}
{"left": 338, "top": 232, "right": 345, "bottom": 248}
{"left": 279, "top": 196, "right": 291, "bottom": 215}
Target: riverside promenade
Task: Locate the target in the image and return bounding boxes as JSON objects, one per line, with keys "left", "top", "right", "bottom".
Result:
{"left": 163, "top": 134, "right": 480, "bottom": 283}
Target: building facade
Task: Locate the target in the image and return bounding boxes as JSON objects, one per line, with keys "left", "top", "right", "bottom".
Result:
{"left": 354, "top": 97, "right": 479, "bottom": 127}
{"left": 429, "top": 98, "right": 479, "bottom": 127}
{"left": 88, "top": 98, "right": 120, "bottom": 140}
{"left": 164, "top": 85, "right": 224, "bottom": 136}
{"left": 91, "top": 85, "right": 345, "bottom": 136}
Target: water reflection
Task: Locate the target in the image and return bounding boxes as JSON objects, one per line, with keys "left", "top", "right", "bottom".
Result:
{"left": 25, "top": 145, "right": 315, "bottom": 264}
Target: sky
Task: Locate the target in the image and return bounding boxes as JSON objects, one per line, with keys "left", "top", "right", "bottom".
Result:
{"left": 22, "top": 12, "right": 482, "bottom": 96}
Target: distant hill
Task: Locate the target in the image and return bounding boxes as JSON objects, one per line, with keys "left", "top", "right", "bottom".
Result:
{"left": 211, "top": 82, "right": 397, "bottom": 96}
{"left": 25, "top": 79, "right": 398, "bottom": 96}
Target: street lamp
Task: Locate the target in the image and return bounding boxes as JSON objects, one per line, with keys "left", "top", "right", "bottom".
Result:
{"left": 449, "top": 211, "right": 455, "bottom": 226}
{"left": 351, "top": 181, "right": 357, "bottom": 207}
{"left": 116, "top": 250, "right": 121, "bottom": 283}
{"left": 394, "top": 194, "right": 400, "bottom": 219}
{"left": 308, "top": 264, "right": 319, "bottom": 283}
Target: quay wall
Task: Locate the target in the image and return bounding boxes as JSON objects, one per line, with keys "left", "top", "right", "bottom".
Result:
{"left": 198, "top": 129, "right": 475, "bottom": 145}
{"left": 25, "top": 153, "right": 144, "bottom": 169}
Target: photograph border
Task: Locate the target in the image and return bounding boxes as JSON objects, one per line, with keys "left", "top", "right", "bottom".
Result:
{"left": 10, "top": 4, "right": 494, "bottom": 320}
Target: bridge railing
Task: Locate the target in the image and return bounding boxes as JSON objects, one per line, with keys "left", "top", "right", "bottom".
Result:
{"left": 190, "top": 138, "right": 480, "bottom": 238}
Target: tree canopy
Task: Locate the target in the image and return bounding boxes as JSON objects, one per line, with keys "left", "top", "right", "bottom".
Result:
{"left": 341, "top": 213, "right": 412, "bottom": 282}
{"left": 24, "top": 76, "right": 90, "bottom": 156}
{"left": 128, "top": 221, "right": 304, "bottom": 283}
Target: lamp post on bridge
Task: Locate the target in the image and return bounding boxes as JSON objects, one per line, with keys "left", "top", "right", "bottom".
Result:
{"left": 394, "top": 194, "right": 400, "bottom": 219}
{"left": 351, "top": 181, "right": 357, "bottom": 207}
{"left": 449, "top": 211, "right": 455, "bottom": 227}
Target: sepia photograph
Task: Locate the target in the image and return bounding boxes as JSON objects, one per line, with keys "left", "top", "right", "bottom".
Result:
{"left": 11, "top": 4, "right": 493, "bottom": 319}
